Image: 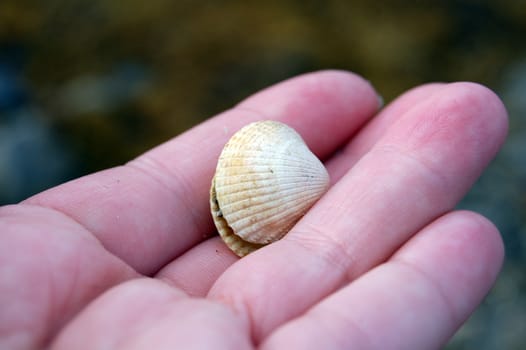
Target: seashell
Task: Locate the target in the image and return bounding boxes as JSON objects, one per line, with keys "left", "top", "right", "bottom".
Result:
{"left": 210, "top": 120, "right": 330, "bottom": 257}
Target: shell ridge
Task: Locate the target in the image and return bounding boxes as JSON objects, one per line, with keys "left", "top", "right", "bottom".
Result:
{"left": 225, "top": 190, "right": 325, "bottom": 234}
{"left": 219, "top": 152, "right": 319, "bottom": 163}
{"left": 215, "top": 175, "right": 329, "bottom": 198}
{"left": 215, "top": 172, "right": 327, "bottom": 183}
{"left": 215, "top": 162, "right": 326, "bottom": 174}
{"left": 232, "top": 191, "right": 324, "bottom": 243}
{"left": 217, "top": 182, "right": 328, "bottom": 212}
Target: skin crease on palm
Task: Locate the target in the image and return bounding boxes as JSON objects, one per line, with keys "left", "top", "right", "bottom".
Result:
{"left": 0, "top": 70, "right": 508, "bottom": 350}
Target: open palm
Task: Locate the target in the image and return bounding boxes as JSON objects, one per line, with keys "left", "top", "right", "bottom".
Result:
{"left": 0, "top": 71, "right": 508, "bottom": 349}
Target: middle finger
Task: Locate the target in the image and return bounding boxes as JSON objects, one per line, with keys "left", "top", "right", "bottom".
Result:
{"left": 157, "top": 83, "right": 444, "bottom": 295}
{"left": 208, "top": 82, "right": 507, "bottom": 342}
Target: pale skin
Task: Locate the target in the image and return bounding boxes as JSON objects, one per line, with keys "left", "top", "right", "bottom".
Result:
{"left": 0, "top": 70, "right": 508, "bottom": 349}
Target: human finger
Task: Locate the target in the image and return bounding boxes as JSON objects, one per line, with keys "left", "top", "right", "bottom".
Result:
{"left": 51, "top": 279, "right": 253, "bottom": 350}
{"left": 25, "top": 70, "right": 379, "bottom": 275}
{"left": 326, "top": 83, "right": 446, "bottom": 183}
{"left": 155, "top": 237, "right": 238, "bottom": 297}
{"left": 260, "top": 211, "right": 504, "bottom": 350}
{"left": 208, "top": 82, "right": 508, "bottom": 342}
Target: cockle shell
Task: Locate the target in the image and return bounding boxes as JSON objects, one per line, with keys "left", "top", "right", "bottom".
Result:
{"left": 210, "top": 120, "right": 330, "bottom": 257}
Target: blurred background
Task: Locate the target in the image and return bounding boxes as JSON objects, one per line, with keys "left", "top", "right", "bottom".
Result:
{"left": 0, "top": 0, "right": 524, "bottom": 348}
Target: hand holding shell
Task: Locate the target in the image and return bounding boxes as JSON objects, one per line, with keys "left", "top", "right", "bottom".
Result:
{"left": 210, "top": 120, "right": 330, "bottom": 257}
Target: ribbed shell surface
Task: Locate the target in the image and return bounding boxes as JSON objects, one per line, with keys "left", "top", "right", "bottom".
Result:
{"left": 211, "top": 120, "right": 329, "bottom": 255}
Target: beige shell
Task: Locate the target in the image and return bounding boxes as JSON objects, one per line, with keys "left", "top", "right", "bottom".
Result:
{"left": 210, "top": 120, "right": 329, "bottom": 257}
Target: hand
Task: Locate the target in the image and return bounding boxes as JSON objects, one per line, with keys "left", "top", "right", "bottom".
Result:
{"left": 0, "top": 71, "right": 508, "bottom": 349}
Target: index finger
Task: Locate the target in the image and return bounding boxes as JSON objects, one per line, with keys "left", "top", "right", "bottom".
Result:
{"left": 25, "top": 70, "right": 380, "bottom": 274}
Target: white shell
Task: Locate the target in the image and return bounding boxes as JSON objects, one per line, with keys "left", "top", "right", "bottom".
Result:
{"left": 210, "top": 120, "right": 329, "bottom": 256}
